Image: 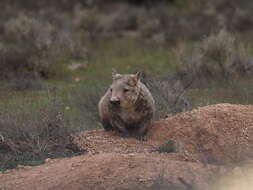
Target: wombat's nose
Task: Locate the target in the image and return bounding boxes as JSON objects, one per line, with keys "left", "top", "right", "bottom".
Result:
{"left": 110, "top": 99, "right": 120, "bottom": 106}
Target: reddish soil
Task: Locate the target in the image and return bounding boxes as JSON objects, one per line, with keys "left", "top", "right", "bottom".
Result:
{"left": 1, "top": 104, "right": 253, "bottom": 190}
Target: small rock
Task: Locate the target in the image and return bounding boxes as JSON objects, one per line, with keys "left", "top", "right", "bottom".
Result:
{"left": 45, "top": 158, "right": 51, "bottom": 163}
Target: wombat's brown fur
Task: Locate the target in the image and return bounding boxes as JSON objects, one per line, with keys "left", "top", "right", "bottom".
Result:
{"left": 98, "top": 69, "right": 155, "bottom": 137}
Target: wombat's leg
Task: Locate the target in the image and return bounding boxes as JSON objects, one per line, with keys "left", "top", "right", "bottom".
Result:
{"left": 101, "top": 119, "right": 113, "bottom": 131}
{"left": 110, "top": 119, "right": 129, "bottom": 135}
{"left": 136, "top": 120, "right": 151, "bottom": 140}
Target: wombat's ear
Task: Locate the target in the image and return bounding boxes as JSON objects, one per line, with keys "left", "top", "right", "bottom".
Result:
{"left": 134, "top": 71, "right": 142, "bottom": 82}
{"left": 112, "top": 68, "right": 121, "bottom": 80}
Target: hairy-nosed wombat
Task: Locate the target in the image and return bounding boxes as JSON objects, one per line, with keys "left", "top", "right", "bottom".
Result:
{"left": 98, "top": 69, "right": 155, "bottom": 137}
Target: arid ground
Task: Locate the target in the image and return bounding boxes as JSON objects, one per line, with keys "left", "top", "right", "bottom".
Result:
{"left": 1, "top": 104, "right": 253, "bottom": 190}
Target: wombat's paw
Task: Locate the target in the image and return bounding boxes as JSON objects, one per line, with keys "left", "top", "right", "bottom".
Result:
{"left": 104, "top": 127, "right": 113, "bottom": 131}
{"left": 136, "top": 135, "right": 148, "bottom": 141}
{"left": 112, "top": 131, "right": 130, "bottom": 138}
{"left": 120, "top": 133, "right": 130, "bottom": 138}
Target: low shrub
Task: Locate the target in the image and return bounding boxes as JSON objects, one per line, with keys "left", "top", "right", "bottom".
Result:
{"left": 0, "top": 92, "right": 84, "bottom": 171}
{"left": 155, "top": 139, "right": 178, "bottom": 153}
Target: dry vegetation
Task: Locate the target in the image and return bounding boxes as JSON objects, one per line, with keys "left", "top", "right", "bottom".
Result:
{"left": 0, "top": 92, "right": 83, "bottom": 171}
{"left": 0, "top": 14, "right": 87, "bottom": 80}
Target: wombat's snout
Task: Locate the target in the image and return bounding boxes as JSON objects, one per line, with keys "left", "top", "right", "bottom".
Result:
{"left": 110, "top": 99, "right": 120, "bottom": 106}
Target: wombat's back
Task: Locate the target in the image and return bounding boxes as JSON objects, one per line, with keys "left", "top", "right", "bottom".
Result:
{"left": 98, "top": 89, "right": 113, "bottom": 131}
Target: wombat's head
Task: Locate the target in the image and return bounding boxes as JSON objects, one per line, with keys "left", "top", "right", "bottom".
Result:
{"left": 109, "top": 69, "right": 141, "bottom": 108}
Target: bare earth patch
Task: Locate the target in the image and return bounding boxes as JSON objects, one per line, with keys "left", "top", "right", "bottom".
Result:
{"left": 1, "top": 104, "right": 253, "bottom": 190}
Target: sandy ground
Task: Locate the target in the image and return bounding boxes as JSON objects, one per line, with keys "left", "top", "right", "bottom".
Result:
{"left": 1, "top": 104, "right": 253, "bottom": 190}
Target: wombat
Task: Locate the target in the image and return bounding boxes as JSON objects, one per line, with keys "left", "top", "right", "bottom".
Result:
{"left": 98, "top": 69, "right": 155, "bottom": 137}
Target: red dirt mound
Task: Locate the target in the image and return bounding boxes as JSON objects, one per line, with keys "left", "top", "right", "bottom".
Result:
{"left": 1, "top": 104, "right": 253, "bottom": 190}
{"left": 150, "top": 103, "right": 253, "bottom": 165}
{"left": 0, "top": 153, "right": 222, "bottom": 190}
{"left": 75, "top": 103, "right": 253, "bottom": 165}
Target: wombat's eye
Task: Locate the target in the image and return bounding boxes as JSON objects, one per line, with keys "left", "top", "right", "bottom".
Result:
{"left": 110, "top": 88, "right": 112, "bottom": 92}
{"left": 123, "top": 88, "right": 129, "bottom": 93}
